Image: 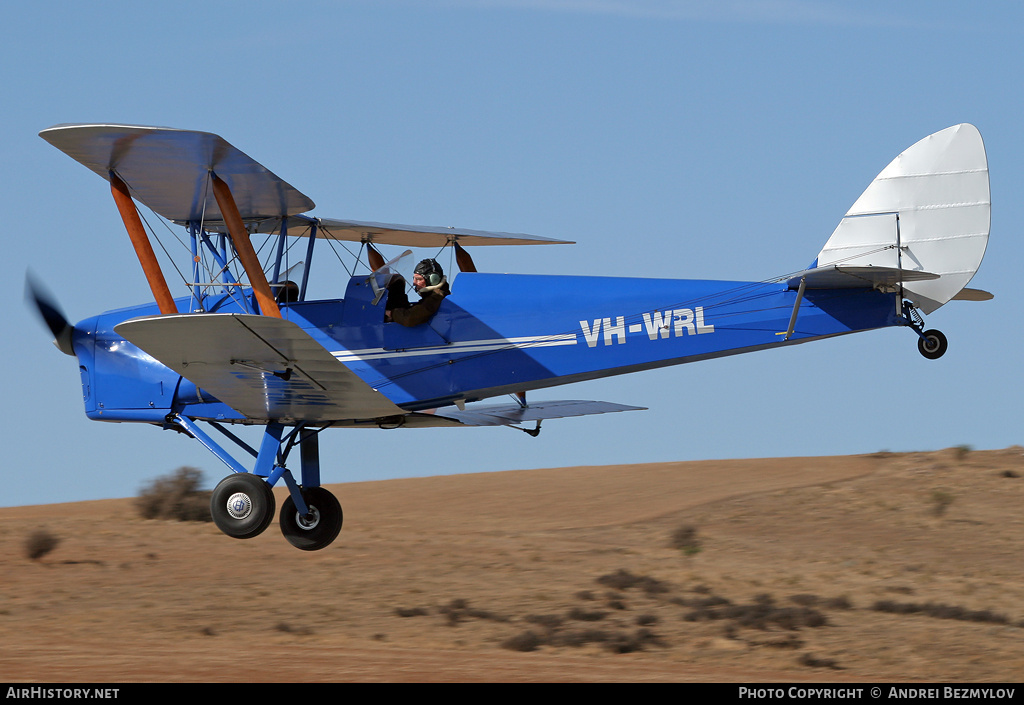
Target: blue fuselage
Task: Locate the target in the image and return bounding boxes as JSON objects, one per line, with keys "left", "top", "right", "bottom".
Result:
{"left": 71, "top": 272, "right": 901, "bottom": 423}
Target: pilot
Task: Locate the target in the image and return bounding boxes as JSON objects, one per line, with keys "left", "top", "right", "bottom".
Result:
{"left": 386, "top": 258, "right": 450, "bottom": 327}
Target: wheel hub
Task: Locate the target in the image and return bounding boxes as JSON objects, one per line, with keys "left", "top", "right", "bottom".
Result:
{"left": 226, "top": 492, "right": 253, "bottom": 520}
{"left": 295, "top": 506, "right": 321, "bottom": 531}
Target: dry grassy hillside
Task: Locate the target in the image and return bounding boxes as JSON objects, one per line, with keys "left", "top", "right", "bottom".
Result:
{"left": 1, "top": 448, "right": 1022, "bottom": 682}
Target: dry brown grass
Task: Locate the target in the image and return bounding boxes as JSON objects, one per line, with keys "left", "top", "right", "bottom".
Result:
{"left": 1, "top": 447, "right": 1022, "bottom": 682}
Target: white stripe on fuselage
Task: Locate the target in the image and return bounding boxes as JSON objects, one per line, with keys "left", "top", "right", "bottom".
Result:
{"left": 331, "top": 333, "right": 578, "bottom": 363}
{"left": 331, "top": 307, "right": 714, "bottom": 362}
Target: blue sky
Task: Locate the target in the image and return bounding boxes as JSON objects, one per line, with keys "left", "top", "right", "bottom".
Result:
{"left": 3, "top": 1, "right": 1021, "bottom": 506}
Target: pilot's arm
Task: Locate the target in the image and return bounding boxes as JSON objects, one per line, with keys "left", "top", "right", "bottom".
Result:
{"left": 389, "top": 290, "right": 444, "bottom": 327}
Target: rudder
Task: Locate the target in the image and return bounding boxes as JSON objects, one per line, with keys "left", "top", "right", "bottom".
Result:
{"left": 812, "top": 124, "right": 990, "bottom": 314}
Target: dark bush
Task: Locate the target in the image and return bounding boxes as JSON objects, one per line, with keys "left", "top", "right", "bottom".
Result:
{"left": 502, "top": 631, "right": 544, "bottom": 652}
{"left": 136, "top": 467, "right": 212, "bottom": 522}
{"left": 25, "top": 529, "right": 59, "bottom": 560}
{"left": 684, "top": 593, "right": 827, "bottom": 631}
{"left": 596, "top": 569, "right": 638, "bottom": 590}
{"left": 596, "top": 569, "right": 670, "bottom": 594}
{"left": 438, "top": 599, "right": 509, "bottom": 626}
{"left": 671, "top": 524, "right": 702, "bottom": 555}
{"left": 824, "top": 596, "right": 854, "bottom": 610}
{"left": 872, "top": 600, "right": 1010, "bottom": 625}
{"left": 525, "top": 614, "right": 564, "bottom": 630}
{"left": 568, "top": 607, "right": 608, "bottom": 622}
{"left": 550, "top": 628, "right": 609, "bottom": 648}
{"left": 799, "top": 653, "right": 842, "bottom": 669}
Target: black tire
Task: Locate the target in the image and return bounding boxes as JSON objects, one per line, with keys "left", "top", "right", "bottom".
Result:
{"left": 918, "top": 329, "right": 948, "bottom": 360}
{"left": 210, "top": 473, "right": 276, "bottom": 539}
{"left": 279, "top": 487, "right": 343, "bottom": 551}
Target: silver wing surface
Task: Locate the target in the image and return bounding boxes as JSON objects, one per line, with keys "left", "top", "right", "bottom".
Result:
{"left": 40, "top": 123, "right": 314, "bottom": 223}
{"left": 412, "top": 400, "right": 647, "bottom": 428}
{"left": 40, "top": 123, "right": 570, "bottom": 247}
{"left": 234, "top": 217, "right": 573, "bottom": 247}
{"left": 115, "top": 314, "right": 404, "bottom": 422}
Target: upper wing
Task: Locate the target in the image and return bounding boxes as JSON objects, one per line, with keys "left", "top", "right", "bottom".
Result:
{"left": 206, "top": 216, "right": 574, "bottom": 247}
{"left": 316, "top": 218, "right": 573, "bottom": 246}
{"left": 39, "top": 123, "right": 315, "bottom": 222}
{"left": 40, "top": 123, "right": 569, "bottom": 247}
{"left": 115, "top": 313, "right": 403, "bottom": 422}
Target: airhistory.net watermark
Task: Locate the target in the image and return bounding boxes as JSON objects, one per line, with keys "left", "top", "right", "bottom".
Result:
{"left": 6, "top": 688, "right": 119, "bottom": 699}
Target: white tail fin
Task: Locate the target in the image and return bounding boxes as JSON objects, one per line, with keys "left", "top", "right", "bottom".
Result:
{"left": 813, "top": 124, "right": 990, "bottom": 314}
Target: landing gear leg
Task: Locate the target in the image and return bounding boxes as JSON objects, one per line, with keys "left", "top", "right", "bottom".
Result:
{"left": 169, "top": 417, "right": 345, "bottom": 549}
{"left": 902, "top": 300, "right": 948, "bottom": 360}
{"left": 277, "top": 429, "right": 344, "bottom": 551}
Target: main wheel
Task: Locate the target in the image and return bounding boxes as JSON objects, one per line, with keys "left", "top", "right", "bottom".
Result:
{"left": 918, "top": 329, "right": 948, "bottom": 360}
{"left": 279, "top": 487, "right": 343, "bottom": 551}
{"left": 210, "top": 473, "right": 276, "bottom": 539}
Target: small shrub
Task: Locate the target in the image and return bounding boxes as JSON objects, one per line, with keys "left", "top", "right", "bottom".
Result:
{"left": 525, "top": 614, "right": 564, "bottom": 630}
{"left": 438, "top": 599, "right": 509, "bottom": 626}
{"left": 670, "top": 525, "right": 702, "bottom": 555}
{"left": 799, "top": 653, "right": 842, "bottom": 669}
{"left": 274, "top": 622, "right": 312, "bottom": 635}
{"left": 823, "top": 595, "right": 854, "bottom": 610}
{"left": 789, "top": 594, "right": 852, "bottom": 610}
{"left": 789, "top": 594, "right": 820, "bottom": 606}
{"left": 683, "top": 593, "right": 827, "bottom": 631}
{"left": 596, "top": 569, "right": 670, "bottom": 594}
{"left": 930, "top": 489, "right": 954, "bottom": 517}
{"left": 502, "top": 631, "right": 543, "bottom": 652}
{"left": 606, "top": 633, "right": 643, "bottom": 654}
{"left": 568, "top": 607, "right": 608, "bottom": 622}
{"left": 136, "top": 467, "right": 213, "bottom": 522}
{"left": 551, "top": 628, "right": 609, "bottom": 648}
{"left": 25, "top": 529, "right": 59, "bottom": 560}
{"left": 872, "top": 600, "right": 1010, "bottom": 625}
{"left": 597, "top": 569, "right": 638, "bottom": 591}
{"left": 765, "top": 634, "right": 803, "bottom": 649}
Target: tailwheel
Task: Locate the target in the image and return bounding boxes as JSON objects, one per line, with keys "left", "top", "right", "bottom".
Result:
{"left": 917, "top": 329, "right": 948, "bottom": 360}
{"left": 280, "top": 487, "right": 343, "bottom": 551}
{"left": 210, "top": 473, "right": 276, "bottom": 539}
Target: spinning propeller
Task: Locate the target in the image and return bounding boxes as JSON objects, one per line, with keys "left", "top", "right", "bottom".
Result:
{"left": 25, "top": 273, "right": 75, "bottom": 356}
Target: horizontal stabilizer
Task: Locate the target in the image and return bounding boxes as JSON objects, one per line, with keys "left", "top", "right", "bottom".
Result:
{"left": 115, "top": 313, "right": 403, "bottom": 422}
{"left": 787, "top": 265, "right": 939, "bottom": 290}
{"left": 952, "top": 287, "right": 993, "bottom": 302}
{"left": 428, "top": 400, "right": 645, "bottom": 427}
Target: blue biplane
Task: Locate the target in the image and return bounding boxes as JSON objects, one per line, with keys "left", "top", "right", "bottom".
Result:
{"left": 29, "top": 123, "right": 991, "bottom": 550}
